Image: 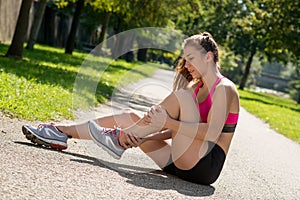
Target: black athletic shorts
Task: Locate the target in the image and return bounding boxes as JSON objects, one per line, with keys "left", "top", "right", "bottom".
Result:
{"left": 163, "top": 142, "right": 226, "bottom": 185}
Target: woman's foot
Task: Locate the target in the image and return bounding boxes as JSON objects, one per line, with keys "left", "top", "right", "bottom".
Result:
{"left": 88, "top": 120, "right": 125, "bottom": 159}
{"left": 22, "top": 123, "right": 68, "bottom": 150}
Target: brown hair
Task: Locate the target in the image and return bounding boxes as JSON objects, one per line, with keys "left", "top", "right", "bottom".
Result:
{"left": 182, "top": 32, "right": 219, "bottom": 64}
{"left": 173, "top": 58, "right": 191, "bottom": 91}
{"left": 173, "top": 32, "right": 219, "bottom": 91}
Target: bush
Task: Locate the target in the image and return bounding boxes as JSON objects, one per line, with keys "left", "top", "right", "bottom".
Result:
{"left": 288, "top": 80, "right": 300, "bottom": 104}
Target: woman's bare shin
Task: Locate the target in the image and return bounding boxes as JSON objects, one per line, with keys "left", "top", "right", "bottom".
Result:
{"left": 56, "top": 111, "right": 141, "bottom": 140}
{"left": 122, "top": 116, "right": 165, "bottom": 138}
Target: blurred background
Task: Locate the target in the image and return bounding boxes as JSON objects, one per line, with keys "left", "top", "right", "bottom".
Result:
{"left": 0, "top": 0, "right": 299, "bottom": 102}
{"left": 0, "top": 0, "right": 299, "bottom": 144}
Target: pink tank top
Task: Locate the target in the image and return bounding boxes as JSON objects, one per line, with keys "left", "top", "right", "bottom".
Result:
{"left": 192, "top": 77, "right": 239, "bottom": 126}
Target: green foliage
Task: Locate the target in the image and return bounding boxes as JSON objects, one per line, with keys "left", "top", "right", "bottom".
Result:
{"left": 53, "top": 0, "right": 78, "bottom": 9}
{"left": 90, "top": 0, "right": 201, "bottom": 30}
{"left": 261, "top": 0, "right": 300, "bottom": 64}
{"left": 288, "top": 80, "right": 300, "bottom": 103}
{"left": 0, "top": 44, "right": 165, "bottom": 121}
{"left": 50, "top": 0, "right": 300, "bottom": 75}
{"left": 239, "top": 89, "right": 300, "bottom": 143}
{"left": 219, "top": 46, "right": 240, "bottom": 73}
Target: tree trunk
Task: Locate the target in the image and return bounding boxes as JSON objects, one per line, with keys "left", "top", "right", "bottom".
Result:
{"left": 239, "top": 49, "right": 256, "bottom": 90}
{"left": 6, "top": 0, "right": 33, "bottom": 59}
{"left": 120, "top": 34, "right": 136, "bottom": 62}
{"left": 137, "top": 48, "right": 147, "bottom": 62}
{"left": 57, "top": 14, "right": 69, "bottom": 47}
{"left": 65, "top": 0, "right": 84, "bottom": 55}
{"left": 111, "top": 16, "right": 123, "bottom": 59}
{"left": 26, "top": 0, "right": 47, "bottom": 50}
{"left": 42, "top": 5, "right": 55, "bottom": 46}
{"left": 124, "top": 51, "right": 134, "bottom": 62}
{"left": 92, "top": 11, "right": 111, "bottom": 55}
{"left": 99, "top": 12, "right": 111, "bottom": 45}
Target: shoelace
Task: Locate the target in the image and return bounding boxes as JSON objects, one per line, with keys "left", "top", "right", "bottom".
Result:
{"left": 102, "top": 128, "right": 117, "bottom": 137}
{"left": 102, "top": 127, "right": 125, "bottom": 148}
{"left": 38, "top": 122, "right": 56, "bottom": 130}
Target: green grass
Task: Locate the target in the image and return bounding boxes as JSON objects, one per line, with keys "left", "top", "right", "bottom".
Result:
{"left": 0, "top": 44, "right": 167, "bottom": 121}
{"left": 239, "top": 89, "right": 300, "bottom": 143}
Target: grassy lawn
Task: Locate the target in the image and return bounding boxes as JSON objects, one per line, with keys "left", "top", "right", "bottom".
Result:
{"left": 239, "top": 89, "right": 300, "bottom": 143}
{"left": 0, "top": 44, "right": 167, "bottom": 121}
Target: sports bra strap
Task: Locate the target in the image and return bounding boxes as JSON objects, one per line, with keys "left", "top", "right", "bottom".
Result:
{"left": 192, "top": 81, "right": 204, "bottom": 99}
{"left": 193, "top": 77, "right": 224, "bottom": 99}
{"left": 209, "top": 76, "right": 224, "bottom": 96}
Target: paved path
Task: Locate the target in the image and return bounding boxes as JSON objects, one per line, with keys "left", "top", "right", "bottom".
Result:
{"left": 1, "top": 69, "right": 299, "bottom": 199}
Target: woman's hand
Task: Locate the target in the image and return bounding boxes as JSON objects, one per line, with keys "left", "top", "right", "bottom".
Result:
{"left": 148, "top": 105, "right": 169, "bottom": 129}
{"left": 141, "top": 112, "right": 151, "bottom": 125}
{"left": 118, "top": 133, "right": 143, "bottom": 149}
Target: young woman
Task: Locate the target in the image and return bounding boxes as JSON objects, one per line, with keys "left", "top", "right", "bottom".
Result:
{"left": 22, "top": 32, "right": 239, "bottom": 185}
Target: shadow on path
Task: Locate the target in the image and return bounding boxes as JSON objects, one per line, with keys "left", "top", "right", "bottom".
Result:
{"left": 15, "top": 141, "right": 215, "bottom": 197}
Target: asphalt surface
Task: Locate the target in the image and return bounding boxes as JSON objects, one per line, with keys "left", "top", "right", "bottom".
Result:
{"left": 1, "top": 69, "right": 299, "bottom": 199}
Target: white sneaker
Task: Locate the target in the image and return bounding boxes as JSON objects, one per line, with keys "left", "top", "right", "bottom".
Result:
{"left": 88, "top": 120, "right": 125, "bottom": 159}
{"left": 22, "top": 123, "right": 68, "bottom": 150}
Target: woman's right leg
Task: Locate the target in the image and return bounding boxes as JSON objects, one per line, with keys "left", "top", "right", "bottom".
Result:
{"left": 56, "top": 110, "right": 141, "bottom": 140}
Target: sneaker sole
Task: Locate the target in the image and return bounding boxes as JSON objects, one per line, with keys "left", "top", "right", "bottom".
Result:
{"left": 22, "top": 125, "right": 67, "bottom": 150}
{"left": 87, "top": 122, "right": 121, "bottom": 160}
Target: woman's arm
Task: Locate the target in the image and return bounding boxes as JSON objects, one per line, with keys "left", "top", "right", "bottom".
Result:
{"left": 122, "top": 129, "right": 172, "bottom": 148}
{"left": 143, "top": 129, "right": 172, "bottom": 141}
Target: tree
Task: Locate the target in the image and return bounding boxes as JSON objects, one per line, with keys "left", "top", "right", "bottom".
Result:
{"left": 288, "top": 79, "right": 300, "bottom": 104}
{"left": 65, "top": 0, "right": 85, "bottom": 54}
{"left": 55, "top": 0, "right": 196, "bottom": 60}
{"left": 26, "top": 0, "right": 48, "bottom": 50}
{"left": 98, "top": 11, "right": 111, "bottom": 46}
{"left": 88, "top": 0, "right": 197, "bottom": 61}
{"left": 236, "top": 0, "right": 300, "bottom": 90}
{"left": 89, "top": 0, "right": 117, "bottom": 45}
{"left": 192, "top": 0, "right": 300, "bottom": 90}
{"left": 116, "top": 0, "right": 196, "bottom": 62}
{"left": 6, "top": 0, "right": 33, "bottom": 59}
{"left": 261, "top": 0, "right": 300, "bottom": 98}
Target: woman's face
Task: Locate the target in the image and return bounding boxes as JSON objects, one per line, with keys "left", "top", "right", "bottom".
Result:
{"left": 183, "top": 45, "right": 207, "bottom": 79}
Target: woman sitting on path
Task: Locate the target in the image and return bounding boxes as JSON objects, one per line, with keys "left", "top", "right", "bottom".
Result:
{"left": 22, "top": 32, "right": 240, "bottom": 185}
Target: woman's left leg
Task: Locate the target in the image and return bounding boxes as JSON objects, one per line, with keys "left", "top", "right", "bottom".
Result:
{"left": 57, "top": 110, "right": 141, "bottom": 139}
